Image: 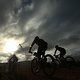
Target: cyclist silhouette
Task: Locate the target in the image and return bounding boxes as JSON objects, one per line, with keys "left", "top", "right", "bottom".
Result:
{"left": 29, "top": 36, "right": 48, "bottom": 60}
{"left": 54, "top": 45, "right": 66, "bottom": 58}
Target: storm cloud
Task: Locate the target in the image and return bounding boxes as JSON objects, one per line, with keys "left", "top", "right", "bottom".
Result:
{"left": 0, "top": 0, "right": 80, "bottom": 62}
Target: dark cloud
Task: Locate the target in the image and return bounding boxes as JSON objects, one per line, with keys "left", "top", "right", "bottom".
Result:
{"left": 0, "top": 0, "right": 80, "bottom": 62}
{"left": 18, "top": 0, "right": 80, "bottom": 53}
{"left": 0, "top": 0, "right": 15, "bottom": 26}
{"left": 32, "top": 0, "right": 80, "bottom": 50}
{"left": 58, "top": 34, "right": 80, "bottom": 46}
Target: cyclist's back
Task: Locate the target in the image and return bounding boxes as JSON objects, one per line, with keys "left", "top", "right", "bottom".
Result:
{"left": 36, "top": 38, "right": 47, "bottom": 48}
{"left": 54, "top": 45, "right": 66, "bottom": 58}
{"left": 29, "top": 36, "right": 48, "bottom": 56}
{"left": 56, "top": 46, "right": 66, "bottom": 53}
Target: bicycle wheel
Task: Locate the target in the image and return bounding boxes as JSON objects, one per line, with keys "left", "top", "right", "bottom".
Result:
{"left": 43, "top": 54, "right": 56, "bottom": 76}
{"left": 54, "top": 59, "right": 61, "bottom": 68}
{"left": 65, "top": 56, "right": 75, "bottom": 67}
{"left": 31, "top": 58, "right": 40, "bottom": 75}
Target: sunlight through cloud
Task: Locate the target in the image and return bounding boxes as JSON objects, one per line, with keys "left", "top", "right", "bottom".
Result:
{"left": 3, "top": 39, "right": 19, "bottom": 53}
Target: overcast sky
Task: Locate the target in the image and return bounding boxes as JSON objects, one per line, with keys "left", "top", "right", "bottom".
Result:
{"left": 0, "top": 0, "right": 80, "bottom": 62}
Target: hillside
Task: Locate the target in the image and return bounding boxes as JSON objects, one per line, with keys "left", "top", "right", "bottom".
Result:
{"left": 0, "top": 61, "right": 80, "bottom": 80}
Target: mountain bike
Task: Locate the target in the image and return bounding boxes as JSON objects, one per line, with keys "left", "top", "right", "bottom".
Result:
{"left": 31, "top": 52, "right": 56, "bottom": 76}
{"left": 53, "top": 54, "right": 75, "bottom": 68}
{"left": 19, "top": 44, "right": 56, "bottom": 76}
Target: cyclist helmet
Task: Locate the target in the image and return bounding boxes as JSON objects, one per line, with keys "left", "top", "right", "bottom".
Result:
{"left": 55, "top": 45, "right": 58, "bottom": 48}
{"left": 35, "top": 36, "right": 39, "bottom": 40}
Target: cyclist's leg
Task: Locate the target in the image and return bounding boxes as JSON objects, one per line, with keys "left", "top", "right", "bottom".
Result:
{"left": 60, "top": 52, "right": 66, "bottom": 63}
{"left": 37, "top": 47, "right": 42, "bottom": 62}
{"left": 60, "top": 53, "right": 63, "bottom": 58}
{"left": 60, "top": 54, "right": 65, "bottom": 61}
{"left": 41, "top": 46, "right": 48, "bottom": 62}
{"left": 37, "top": 45, "right": 47, "bottom": 61}
{"left": 42, "top": 45, "right": 47, "bottom": 56}
{"left": 60, "top": 51, "right": 66, "bottom": 58}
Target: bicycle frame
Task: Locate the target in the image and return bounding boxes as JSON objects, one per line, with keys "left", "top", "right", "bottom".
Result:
{"left": 53, "top": 54, "right": 66, "bottom": 65}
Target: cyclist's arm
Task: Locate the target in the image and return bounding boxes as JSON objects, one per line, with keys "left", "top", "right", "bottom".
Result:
{"left": 29, "top": 39, "right": 35, "bottom": 53}
{"left": 54, "top": 49, "right": 57, "bottom": 55}
{"left": 29, "top": 46, "right": 32, "bottom": 53}
{"left": 31, "top": 39, "right": 35, "bottom": 47}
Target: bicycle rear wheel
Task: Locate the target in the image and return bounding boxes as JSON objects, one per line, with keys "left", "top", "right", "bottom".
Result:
{"left": 31, "top": 58, "right": 40, "bottom": 75}
{"left": 43, "top": 54, "right": 56, "bottom": 76}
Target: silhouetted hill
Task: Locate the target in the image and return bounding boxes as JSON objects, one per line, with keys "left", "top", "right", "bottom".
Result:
{"left": 0, "top": 61, "right": 80, "bottom": 80}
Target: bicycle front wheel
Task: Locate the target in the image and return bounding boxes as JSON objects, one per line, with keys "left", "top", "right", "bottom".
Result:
{"left": 65, "top": 56, "right": 75, "bottom": 67}
{"left": 31, "top": 58, "right": 40, "bottom": 75}
{"left": 43, "top": 54, "right": 56, "bottom": 76}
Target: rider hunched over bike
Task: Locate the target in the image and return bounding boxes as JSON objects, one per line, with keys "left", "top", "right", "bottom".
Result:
{"left": 29, "top": 36, "right": 48, "bottom": 61}
{"left": 54, "top": 45, "right": 66, "bottom": 59}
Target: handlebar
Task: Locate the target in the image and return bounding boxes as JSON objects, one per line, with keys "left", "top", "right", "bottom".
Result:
{"left": 30, "top": 52, "right": 38, "bottom": 57}
{"left": 54, "top": 54, "right": 59, "bottom": 58}
{"left": 19, "top": 44, "right": 37, "bottom": 57}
